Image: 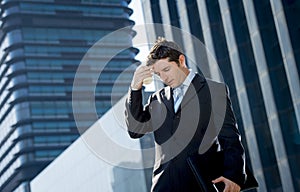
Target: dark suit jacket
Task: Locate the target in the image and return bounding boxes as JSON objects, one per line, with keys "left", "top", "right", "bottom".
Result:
{"left": 125, "top": 74, "right": 246, "bottom": 192}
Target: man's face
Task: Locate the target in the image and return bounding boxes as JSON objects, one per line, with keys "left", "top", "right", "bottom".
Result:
{"left": 152, "top": 57, "right": 187, "bottom": 88}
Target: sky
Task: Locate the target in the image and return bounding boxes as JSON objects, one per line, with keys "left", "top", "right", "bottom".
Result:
{"left": 128, "top": 0, "right": 155, "bottom": 91}
{"left": 128, "top": 0, "right": 149, "bottom": 61}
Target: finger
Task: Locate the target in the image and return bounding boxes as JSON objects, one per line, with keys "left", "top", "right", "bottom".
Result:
{"left": 137, "top": 72, "right": 152, "bottom": 82}
{"left": 212, "top": 176, "right": 225, "bottom": 183}
{"left": 223, "top": 184, "right": 238, "bottom": 192}
{"left": 222, "top": 182, "right": 233, "bottom": 192}
{"left": 223, "top": 180, "right": 240, "bottom": 192}
{"left": 131, "top": 67, "right": 153, "bottom": 89}
{"left": 144, "top": 67, "right": 153, "bottom": 74}
{"left": 137, "top": 65, "right": 152, "bottom": 71}
{"left": 136, "top": 67, "right": 152, "bottom": 77}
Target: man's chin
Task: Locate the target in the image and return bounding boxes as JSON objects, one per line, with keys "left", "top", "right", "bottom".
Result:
{"left": 169, "top": 83, "right": 175, "bottom": 88}
{"left": 171, "top": 83, "right": 180, "bottom": 88}
{"left": 167, "top": 81, "right": 177, "bottom": 88}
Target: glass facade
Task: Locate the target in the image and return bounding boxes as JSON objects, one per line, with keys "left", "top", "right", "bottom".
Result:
{"left": 141, "top": 0, "right": 300, "bottom": 191}
{"left": 0, "top": 0, "right": 136, "bottom": 191}
{"left": 30, "top": 97, "right": 149, "bottom": 192}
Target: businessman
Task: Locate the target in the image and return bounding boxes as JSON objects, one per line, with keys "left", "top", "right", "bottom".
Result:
{"left": 125, "top": 37, "right": 247, "bottom": 192}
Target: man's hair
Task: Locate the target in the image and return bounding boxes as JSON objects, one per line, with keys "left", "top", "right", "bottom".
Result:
{"left": 146, "top": 37, "right": 184, "bottom": 66}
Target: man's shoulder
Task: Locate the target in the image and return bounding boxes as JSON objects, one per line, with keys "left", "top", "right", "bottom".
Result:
{"left": 192, "top": 74, "right": 226, "bottom": 90}
{"left": 205, "top": 78, "right": 227, "bottom": 90}
{"left": 205, "top": 78, "right": 225, "bottom": 86}
{"left": 202, "top": 78, "right": 228, "bottom": 100}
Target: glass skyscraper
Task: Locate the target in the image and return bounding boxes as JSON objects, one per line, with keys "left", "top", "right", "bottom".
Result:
{"left": 0, "top": 0, "right": 136, "bottom": 191}
{"left": 141, "top": 0, "right": 300, "bottom": 191}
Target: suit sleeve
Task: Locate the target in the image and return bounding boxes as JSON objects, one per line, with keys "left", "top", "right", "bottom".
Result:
{"left": 125, "top": 88, "right": 152, "bottom": 138}
{"left": 218, "top": 86, "right": 247, "bottom": 187}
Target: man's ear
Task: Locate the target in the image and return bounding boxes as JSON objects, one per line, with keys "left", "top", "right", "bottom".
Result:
{"left": 179, "top": 54, "right": 186, "bottom": 67}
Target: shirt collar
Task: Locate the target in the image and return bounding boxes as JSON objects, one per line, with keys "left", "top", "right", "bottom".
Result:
{"left": 182, "top": 69, "right": 195, "bottom": 87}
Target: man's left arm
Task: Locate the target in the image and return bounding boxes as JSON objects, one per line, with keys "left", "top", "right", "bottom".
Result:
{"left": 217, "top": 87, "right": 247, "bottom": 188}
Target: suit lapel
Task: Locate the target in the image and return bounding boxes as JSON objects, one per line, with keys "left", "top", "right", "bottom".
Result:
{"left": 161, "top": 86, "right": 174, "bottom": 114}
{"left": 180, "top": 74, "right": 206, "bottom": 110}
{"left": 160, "top": 74, "right": 206, "bottom": 114}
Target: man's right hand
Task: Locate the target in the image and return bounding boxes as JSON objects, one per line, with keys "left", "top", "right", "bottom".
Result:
{"left": 131, "top": 65, "right": 153, "bottom": 90}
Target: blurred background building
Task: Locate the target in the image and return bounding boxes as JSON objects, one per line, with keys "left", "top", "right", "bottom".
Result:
{"left": 141, "top": 0, "right": 300, "bottom": 191}
{"left": 0, "top": 0, "right": 136, "bottom": 191}
{"left": 30, "top": 96, "right": 150, "bottom": 192}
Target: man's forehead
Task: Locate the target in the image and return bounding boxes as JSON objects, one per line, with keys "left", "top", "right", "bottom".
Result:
{"left": 153, "top": 59, "right": 172, "bottom": 71}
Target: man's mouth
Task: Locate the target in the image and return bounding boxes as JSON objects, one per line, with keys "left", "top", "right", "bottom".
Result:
{"left": 167, "top": 80, "right": 173, "bottom": 85}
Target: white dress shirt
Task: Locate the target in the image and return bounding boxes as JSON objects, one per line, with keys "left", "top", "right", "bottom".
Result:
{"left": 173, "top": 70, "right": 195, "bottom": 112}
